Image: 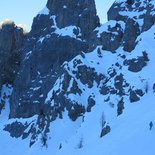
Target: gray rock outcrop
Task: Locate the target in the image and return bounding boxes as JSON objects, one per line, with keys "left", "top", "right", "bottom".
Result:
{"left": 107, "top": 0, "right": 155, "bottom": 52}
{"left": 46, "top": 0, "right": 100, "bottom": 39}
{"left": 0, "top": 21, "right": 26, "bottom": 113}
{"left": 0, "top": 20, "right": 26, "bottom": 86}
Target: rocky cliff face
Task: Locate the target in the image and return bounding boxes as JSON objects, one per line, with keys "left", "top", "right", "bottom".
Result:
{"left": 0, "top": 20, "right": 26, "bottom": 85}
{"left": 1, "top": 0, "right": 155, "bottom": 154}
{"left": 10, "top": 0, "right": 99, "bottom": 118}
{"left": 0, "top": 20, "right": 26, "bottom": 113}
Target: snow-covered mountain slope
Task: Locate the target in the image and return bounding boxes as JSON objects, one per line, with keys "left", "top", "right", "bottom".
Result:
{"left": 53, "top": 19, "right": 155, "bottom": 155}
{"left": 1, "top": 0, "right": 155, "bottom": 155}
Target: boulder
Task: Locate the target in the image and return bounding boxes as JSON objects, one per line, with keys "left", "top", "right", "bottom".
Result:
{"left": 87, "top": 96, "right": 95, "bottom": 112}
{"left": 129, "top": 90, "right": 140, "bottom": 103}
{"left": 100, "top": 125, "right": 111, "bottom": 138}
{"left": 124, "top": 51, "right": 149, "bottom": 72}
{"left": 117, "top": 98, "right": 124, "bottom": 116}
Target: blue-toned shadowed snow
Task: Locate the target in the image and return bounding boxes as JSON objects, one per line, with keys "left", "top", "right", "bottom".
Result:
{"left": 1, "top": 19, "right": 155, "bottom": 155}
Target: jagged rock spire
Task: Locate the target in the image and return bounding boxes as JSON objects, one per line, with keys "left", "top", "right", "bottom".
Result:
{"left": 46, "top": 0, "right": 100, "bottom": 39}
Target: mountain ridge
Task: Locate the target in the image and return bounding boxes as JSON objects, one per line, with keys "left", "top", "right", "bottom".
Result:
{"left": 0, "top": 0, "right": 155, "bottom": 155}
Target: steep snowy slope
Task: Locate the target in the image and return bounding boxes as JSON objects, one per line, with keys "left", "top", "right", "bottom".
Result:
{"left": 53, "top": 21, "right": 155, "bottom": 155}
{"left": 1, "top": 0, "right": 155, "bottom": 155}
